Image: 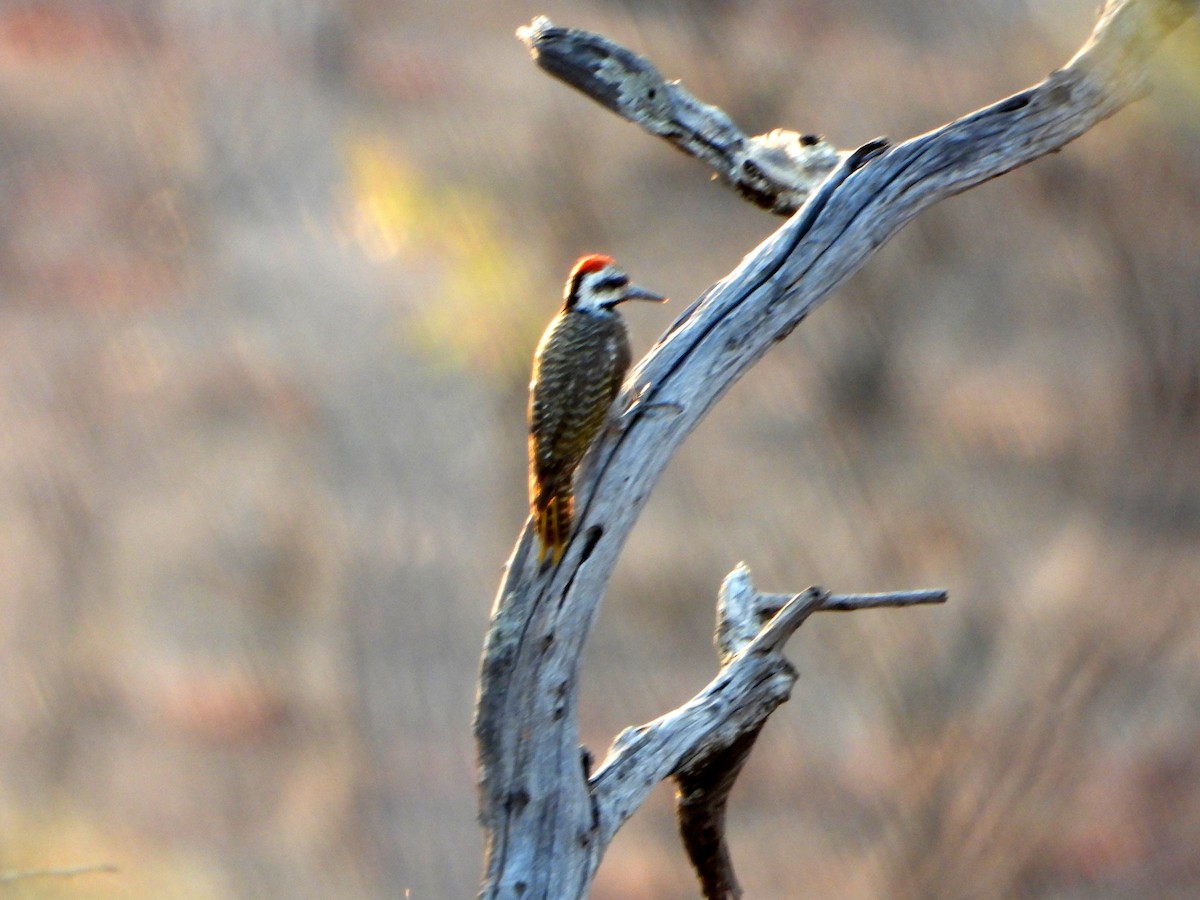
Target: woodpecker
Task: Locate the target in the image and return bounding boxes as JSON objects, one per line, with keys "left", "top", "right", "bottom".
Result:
{"left": 528, "top": 255, "right": 667, "bottom": 565}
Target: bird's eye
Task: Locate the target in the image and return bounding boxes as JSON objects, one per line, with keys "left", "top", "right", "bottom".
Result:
{"left": 594, "top": 275, "right": 628, "bottom": 292}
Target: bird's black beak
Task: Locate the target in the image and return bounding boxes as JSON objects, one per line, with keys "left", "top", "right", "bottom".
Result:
{"left": 619, "top": 284, "right": 668, "bottom": 304}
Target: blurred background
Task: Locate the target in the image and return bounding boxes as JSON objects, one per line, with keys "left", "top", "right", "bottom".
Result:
{"left": 0, "top": 0, "right": 1197, "bottom": 897}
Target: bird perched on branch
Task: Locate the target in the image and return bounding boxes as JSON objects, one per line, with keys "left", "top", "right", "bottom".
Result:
{"left": 528, "top": 255, "right": 667, "bottom": 565}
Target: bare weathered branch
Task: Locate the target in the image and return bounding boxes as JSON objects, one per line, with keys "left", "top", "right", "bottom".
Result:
{"left": 517, "top": 16, "right": 843, "bottom": 215}
{"left": 675, "top": 725, "right": 762, "bottom": 900}
{"left": 477, "top": 3, "right": 1197, "bottom": 898}
{"left": 589, "top": 584, "right": 824, "bottom": 849}
{"left": 675, "top": 568, "right": 946, "bottom": 899}
{"left": 566, "top": 566, "right": 944, "bottom": 899}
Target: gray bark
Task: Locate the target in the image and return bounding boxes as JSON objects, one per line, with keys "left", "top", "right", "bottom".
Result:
{"left": 476, "top": 2, "right": 1198, "bottom": 897}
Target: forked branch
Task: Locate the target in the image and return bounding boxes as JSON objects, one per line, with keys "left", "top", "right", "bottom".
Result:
{"left": 476, "top": 2, "right": 1198, "bottom": 898}
{"left": 590, "top": 567, "right": 946, "bottom": 898}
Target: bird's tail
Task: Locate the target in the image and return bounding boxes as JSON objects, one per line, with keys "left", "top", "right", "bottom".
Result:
{"left": 533, "top": 489, "right": 572, "bottom": 566}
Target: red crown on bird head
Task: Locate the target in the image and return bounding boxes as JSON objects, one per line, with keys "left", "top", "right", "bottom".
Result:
{"left": 571, "top": 254, "right": 615, "bottom": 277}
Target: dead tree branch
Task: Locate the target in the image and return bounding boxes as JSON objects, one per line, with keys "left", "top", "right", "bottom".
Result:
{"left": 517, "top": 17, "right": 844, "bottom": 215}
{"left": 476, "top": 2, "right": 1197, "bottom": 898}
{"left": 590, "top": 567, "right": 946, "bottom": 899}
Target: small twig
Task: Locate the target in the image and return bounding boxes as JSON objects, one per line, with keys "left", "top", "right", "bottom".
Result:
{"left": 823, "top": 589, "right": 950, "bottom": 611}
{"left": 517, "top": 16, "right": 844, "bottom": 215}
{"left": 0, "top": 864, "right": 118, "bottom": 884}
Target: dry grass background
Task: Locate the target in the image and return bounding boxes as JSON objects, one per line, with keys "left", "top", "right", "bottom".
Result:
{"left": 0, "top": 0, "right": 1197, "bottom": 897}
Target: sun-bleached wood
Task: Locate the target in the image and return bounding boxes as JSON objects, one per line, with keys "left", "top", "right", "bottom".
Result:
{"left": 476, "top": 2, "right": 1198, "bottom": 898}
{"left": 516, "top": 16, "right": 844, "bottom": 215}
{"left": 602, "top": 568, "right": 947, "bottom": 899}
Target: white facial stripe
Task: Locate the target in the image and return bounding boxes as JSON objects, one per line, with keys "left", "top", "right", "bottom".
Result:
{"left": 574, "top": 266, "right": 629, "bottom": 312}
